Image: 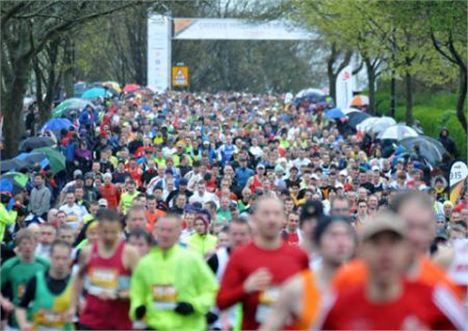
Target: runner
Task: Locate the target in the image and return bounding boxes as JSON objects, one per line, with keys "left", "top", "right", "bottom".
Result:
{"left": 73, "top": 208, "right": 139, "bottom": 330}
{"left": 129, "top": 214, "right": 218, "bottom": 331}
{"left": 216, "top": 197, "right": 309, "bottom": 330}
{"left": 0, "top": 228, "right": 50, "bottom": 331}
{"left": 207, "top": 218, "right": 251, "bottom": 330}
{"left": 260, "top": 215, "right": 356, "bottom": 331}
{"left": 333, "top": 191, "right": 462, "bottom": 298}
{"left": 320, "top": 212, "right": 464, "bottom": 330}
{"left": 15, "top": 240, "right": 74, "bottom": 331}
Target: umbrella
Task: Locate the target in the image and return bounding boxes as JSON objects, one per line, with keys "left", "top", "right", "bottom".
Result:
{"left": 325, "top": 108, "right": 345, "bottom": 119}
{"left": 52, "top": 98, "right": 93, "bottom": 118}
{"left": 15, "top": 152, "right": 49, "bottom": 169}
{"left": 0, "top": 159, "right": 29, "bottom": 173}
{"left": 399, "top": 136, "right": 447, "bottom": 166}
{"left": 123, "top": 84, "right": 141, "bottom": 93}
{"left": 378, "top": 124, "right": 419, "bottom": 140}
{"left": 347, "top": 111, "right": 371, "bottom": 128}
{"left": 82, "top": 87, "right": 112, "bottom": 100}
{"left": 371, "top": 117, "right": 397, "bottom": 135}
{"left": 295, "top": 88, "right": 326, "bottom": 104}
{"left": 103, "top": 81, "right": 121, "bottom": 93}
{"left": 342, "top": 107, "right": 361, "bottom": 115}
{"left": 356, "top": 117, "right": 379, "bottom": 132}
{"left": 2, "top": 172, "right": 28, "bottom": 188}
{"left": 350, "top": 95, "right": 369, "bottom": 107}
{"left": 19, "top": 136, "right": 55, "bottom": 152}
{"left": 41, "top": 118, "right": 73, "bottom": 136}
{"left": 0, "top": 178, "right": 13, "bottom": 194}
{"left": 33, "top": 147, "right": 66, "bottom": 174}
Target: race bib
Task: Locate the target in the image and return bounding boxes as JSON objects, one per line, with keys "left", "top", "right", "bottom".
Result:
{"left": 89, "top": 268, "right": 118, "bottom": 288}
{"left": 255, "top": 287, "right": 280, "bottom": 323}
{"left": 35, "top": 309, "right": 66, "bottom": 328}
{"left": 152, "top": 284, "right": 177, "bottom": 310}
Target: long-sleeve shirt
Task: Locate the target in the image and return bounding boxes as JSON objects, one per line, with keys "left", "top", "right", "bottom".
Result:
{"left": 29, "top": 185, "right": 51, "bottom": 216}
{"left": 130, "top": 244, "right": 218, "bottom": 331}
{"left": 0, "top": 203, "right": 17, "bottom": 242}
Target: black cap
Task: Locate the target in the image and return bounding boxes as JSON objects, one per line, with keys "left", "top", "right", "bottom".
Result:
{"left": 299, "top": 200, "right": 323, "bottom": 225}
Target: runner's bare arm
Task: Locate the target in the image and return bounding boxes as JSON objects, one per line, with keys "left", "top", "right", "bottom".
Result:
{"left": 124, "top": 244, "right": 140, "bottom": 272}
{"left": 259, "top": 275, "right": 302, "bottom": 331}
{"left": 432, "top": 245, "right": 455, "bottom": 271}
{"left": 15, "top": 307, "right": 32, "bottom": 331}
{"left": 71, "top": 245, "right": 91, "bottom": 311}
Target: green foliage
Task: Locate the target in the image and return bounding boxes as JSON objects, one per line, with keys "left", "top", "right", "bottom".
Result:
{"left": 376, "top": 89, "right": 467, "bottom": 161}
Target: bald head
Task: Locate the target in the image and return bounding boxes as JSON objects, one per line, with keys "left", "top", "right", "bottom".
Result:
{"left": 154, "top": 214, "right": 182, "bottom": 250}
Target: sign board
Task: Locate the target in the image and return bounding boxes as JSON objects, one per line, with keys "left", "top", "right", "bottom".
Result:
{"left": 173, "top": 18, "right": 315, "bottom": 40}
{"left": 147, "top": 14, "right": 172, "bottom": 92}
{"left": 172, "top": 66, "right": 189, "bottom": 87}
{"left": 449, "top": 161, "right": 468, "bottom": 203}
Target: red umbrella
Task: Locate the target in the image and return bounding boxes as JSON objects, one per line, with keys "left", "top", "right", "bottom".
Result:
{"left": 123, "top": 84, "right": 141, "bottom": 93}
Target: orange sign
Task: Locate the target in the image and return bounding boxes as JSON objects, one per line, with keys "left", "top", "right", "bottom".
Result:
{"left": 172, "top": 66, "right": 189, "bottom": 87}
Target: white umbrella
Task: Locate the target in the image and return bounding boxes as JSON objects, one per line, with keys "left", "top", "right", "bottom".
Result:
{"left": 295, "top": 88, "right": 325, "bottom": 98}
{"left": 371, "top": 117, "right": 397, "bottom": 134}
{"left": 356, "top": 117, "right": 379, "bottom": 132}
{"left": 378, "top": 124, "right": 419, "bottom": 140}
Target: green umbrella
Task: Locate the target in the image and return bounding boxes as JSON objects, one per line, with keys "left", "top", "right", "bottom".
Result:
{"left": 52, "top": 98, "right": 92, "bottom": 118}
{"left": 2, "top": 172, "right": 29, "bottom": 187}
{"left": 32, "top": 147, "right": 66, "bottom": 174}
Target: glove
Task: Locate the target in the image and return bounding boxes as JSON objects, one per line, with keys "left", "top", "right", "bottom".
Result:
{"left": 13, "top": 203, "right": 27, "bottom": 216}
{"left": 174, "top": 302, "right": 194, "bottom": 316}
{"left": 206, "top": 311, "right": 218, "bottom": 324}
{"left": 135, "top": 305, "right": 146, "bottom": 320}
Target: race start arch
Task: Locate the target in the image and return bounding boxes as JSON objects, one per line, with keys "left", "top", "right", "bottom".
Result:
{"left": 147, "top": 14, "right": 364, "bottom": 108}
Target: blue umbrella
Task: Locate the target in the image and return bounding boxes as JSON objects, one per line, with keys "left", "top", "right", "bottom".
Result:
{"left": 15, "top": 152, "right": 50, "bottom": 169}
{"left": 325, "top": 108, "right": 345, "bottom": 119}
{"left": 0, "top": 178, "right": 13, "bottom": 194}
{"left": 82, "top": 87, "right": 112, "bottom": 100}
{"left": 41, "top": 118, "right": 73, "bottom": 136}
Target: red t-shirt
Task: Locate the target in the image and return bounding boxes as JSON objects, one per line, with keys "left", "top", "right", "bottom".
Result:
{"left": 285, "top": 231, "right": 300, "bottom": 246}
{"left": 321, "top": 280, "right": 464, "bottom": 330}
{"left": 216, "top": 241, "right": 309, "bottom": 330}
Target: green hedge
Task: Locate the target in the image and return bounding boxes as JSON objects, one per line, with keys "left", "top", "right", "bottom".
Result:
{"left": 375, "top": 91, "right": 467, "bottom": 162}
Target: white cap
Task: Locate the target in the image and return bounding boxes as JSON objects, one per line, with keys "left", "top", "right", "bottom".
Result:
{"left": 98, "top": 198, "right": 108, "bottom": 207}
{"left": 339, "top": 169, "right": 348, "bottom": 176}
{"left": 372, "top": 165, "right": 380, "bottom": 172}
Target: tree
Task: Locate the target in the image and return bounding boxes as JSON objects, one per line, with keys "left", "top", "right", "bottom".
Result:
{"left": 424, "top": 1, "right": 467, "bottom": 133}
{"left": 1, "top": 1, "right": 139, "bottom": 158}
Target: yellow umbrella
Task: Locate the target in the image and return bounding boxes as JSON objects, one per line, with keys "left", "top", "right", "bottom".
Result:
{"left": 103, "top": 81, "right": 121, "bottom": 93}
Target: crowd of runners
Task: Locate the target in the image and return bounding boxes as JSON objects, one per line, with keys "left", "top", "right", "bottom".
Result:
{"left": 0, "top": 89, "right": 467, "bottom": 330}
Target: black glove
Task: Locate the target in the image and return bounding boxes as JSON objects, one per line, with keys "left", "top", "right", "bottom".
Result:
{"left": 135, "top": 305, "right": 146, "bottom": 320}
{"left": 206, "top": 311, "right": 218, "bottom": 324}
{"left": 174, "top": 302, "right": 194, "bottom": 316}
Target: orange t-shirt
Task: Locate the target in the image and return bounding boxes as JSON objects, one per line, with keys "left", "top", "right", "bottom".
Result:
{"left": 145, "top": 209, "right": 166, "bottom": 232}
{"left": 294, "top": 270, "right": 321, "bottom": 330}
{"left": 332, "top": 256, "right": 463, "bottom": 299}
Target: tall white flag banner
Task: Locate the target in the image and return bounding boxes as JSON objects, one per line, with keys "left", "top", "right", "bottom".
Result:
{"left": 336, "top": 66, "right": 355, "bottom": 109}
{"left": 147, "top": 14, "right": 172, "bottom": 92}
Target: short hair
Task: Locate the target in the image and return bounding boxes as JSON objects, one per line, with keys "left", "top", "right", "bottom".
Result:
{"left": 389, "top": 190, "right": 432, "bottom": 213}
{"left": 330, "top": 196, "right": 349, "bottom": 209}
{"left": 16, "top": 228, "right": 37, "bottom": 246}
{"left": 146, "top": 194, "right": 156, "bottom": 201}
{"left": 158, "top": 213, "right": 182, "bottom": 226}
{"left": 58, "top": 224, "right": 73, "bottom": 233}
{"left": 128, "top": 229, "right": 153, "bottom": 245}
{"left": 96, "top": 208, "right": 121, "bottom": 224}
{"left": 127, "top": 204, "right": 146, "bottom": 216}
{"left": 50, "top": 240, "right": 72, "bottom": 255}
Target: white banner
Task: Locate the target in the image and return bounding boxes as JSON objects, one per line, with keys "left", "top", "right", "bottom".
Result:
{"left": 147, "top": 14, "right": 172, "bottom": 92}
{"left": 173, "top": 18, "right": 315, "bottom": 40}
{"left": 336, "top": 65, "right": 354, "bottom": 109}
{"left": 449, "top": 161, "right": 468, "bottom": 203}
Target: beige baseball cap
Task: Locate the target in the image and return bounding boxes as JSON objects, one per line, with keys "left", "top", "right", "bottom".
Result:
{"left": 361, "top": 212, "right": 405, "bottom": 241}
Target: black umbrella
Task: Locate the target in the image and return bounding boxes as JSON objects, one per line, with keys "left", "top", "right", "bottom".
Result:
{"left": 0, "top": 159, "right": 29, "bottom": 173}
{"left": 347, "top": 111, "right": 371, "bottom": 128}
{"left": 399, "top": 136, "right": 447, "bottom": 166}
{"left": 19, "top": 136, "right": 54, "bottom": 152}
